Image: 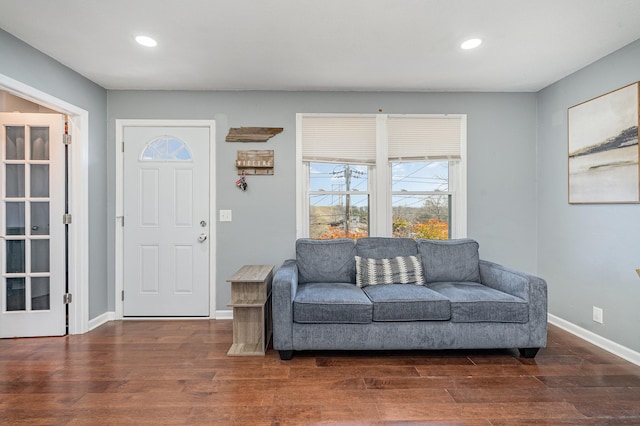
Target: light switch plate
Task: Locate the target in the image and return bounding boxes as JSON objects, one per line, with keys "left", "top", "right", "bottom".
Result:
{"left": 593, "top": 306, "right": 603, "bottom": 324}
{"left": 219, "top": 210, "right": 232, "bottom": 222}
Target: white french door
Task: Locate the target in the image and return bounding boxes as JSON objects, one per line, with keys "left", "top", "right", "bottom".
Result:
{"left": 0, "top": 113, "right": 65, "bottom": 337}
{"left": 123, "top": 126, "right": 210, "bottom": 316}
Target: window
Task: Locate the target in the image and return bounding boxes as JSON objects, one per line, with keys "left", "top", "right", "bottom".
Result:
{"left": 297, "top": 114, "right": 466, "bottom": 239}
{"left": 309, "top": 162, "right": 369, "bottom": 239}
{"left": 140, "top": 135, "right": 192, "bottom": 161}
{"left": 392, "top": 161, "right": 450, "bottom": 239}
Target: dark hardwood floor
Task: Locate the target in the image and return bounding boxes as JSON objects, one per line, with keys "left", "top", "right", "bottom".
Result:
{"left": 1, "top": 321, "right": 639, "bottom": 425}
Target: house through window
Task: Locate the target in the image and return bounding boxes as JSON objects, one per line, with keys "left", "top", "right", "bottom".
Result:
{"left": 297, "top": 114, "right": 467, "bottom": 240}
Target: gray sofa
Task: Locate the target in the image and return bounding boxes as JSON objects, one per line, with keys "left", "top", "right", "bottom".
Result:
{"left": 272, "top": 237, "right": 547, "bottom": 360}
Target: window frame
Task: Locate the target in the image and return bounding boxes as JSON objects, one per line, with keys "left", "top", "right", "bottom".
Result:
{"left": 296, "top": 113, "right": 467, "bottom": 239}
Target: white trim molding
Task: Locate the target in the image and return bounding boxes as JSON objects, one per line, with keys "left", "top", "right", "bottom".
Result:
{"left": 548, "top": 313, "right": 640, "bottom": 367}
{"left": 0, "top": 73, "right": 90, "bottom": 335}
{"left": 88, "top": 312, "right": 116, "bottom": 331}
{"left": 215, "top": 310, "right": 233, "bottom": 320}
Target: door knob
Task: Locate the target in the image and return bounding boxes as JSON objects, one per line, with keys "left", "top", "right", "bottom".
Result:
{"left": 198, "top": 233, "right": 208, "bottom": 242}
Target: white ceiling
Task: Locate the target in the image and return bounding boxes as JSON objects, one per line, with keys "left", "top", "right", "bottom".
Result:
{"left": 1, "top": 0, "right": 640, "bottom": 92}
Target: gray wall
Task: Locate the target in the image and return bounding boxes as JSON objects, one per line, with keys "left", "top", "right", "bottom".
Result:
{"left": 0, "top": 29, "right": 109, "bottom": 319}
{"left": 537, "top": 39, "right": 640, "bottom": 352}
{"left": 107, "top": 91, "right": 539, "bottom": 313}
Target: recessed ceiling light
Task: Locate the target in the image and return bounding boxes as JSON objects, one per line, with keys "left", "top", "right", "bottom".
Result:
{"left": 461, "top": 38, "right": 482, "bottom": 50}
{"left": 135, "top": 35, "right": 157, "bottom": 47}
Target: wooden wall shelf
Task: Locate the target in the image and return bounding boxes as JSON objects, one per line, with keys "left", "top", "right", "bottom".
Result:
{"left": 226, "top": 127, "right": 283, "bottom": 142}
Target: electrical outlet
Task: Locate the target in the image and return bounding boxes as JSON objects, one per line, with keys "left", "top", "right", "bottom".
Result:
{"left": 219, "top": 210, "right": 232, "bottom": 222}
{"left": 593, "top": 306, "right": 603, "bottom": 324}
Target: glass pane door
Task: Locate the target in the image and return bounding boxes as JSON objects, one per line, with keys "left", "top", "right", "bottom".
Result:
{"left": 3, "top": 124, "right": 52, "bottom": 312}
{"left": 1, "top": 112, "right": 64, "bottom": 338}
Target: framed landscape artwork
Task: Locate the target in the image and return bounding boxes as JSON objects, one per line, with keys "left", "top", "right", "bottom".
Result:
{"left": 568, "top": 82, "right": 639, "bottom": 204}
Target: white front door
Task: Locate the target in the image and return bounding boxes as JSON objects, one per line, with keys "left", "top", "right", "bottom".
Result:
{"left": 0, "top": 113, "right": 65, "bottom": 337}
{"left": 123, "top": 126, "right": 210, "bottom": 316}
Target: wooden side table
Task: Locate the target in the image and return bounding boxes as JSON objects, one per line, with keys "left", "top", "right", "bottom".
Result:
{"left": 226, "top": 264, "right": 273, "bottom": 356}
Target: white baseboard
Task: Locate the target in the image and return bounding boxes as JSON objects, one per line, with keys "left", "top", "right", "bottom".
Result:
{"left": 88, "top": 311, "right": 115, "bottom": 331}
{"left": 215, "top": 310, "right": 233, "bottom": 320}
{"left": 87, "top": 310, "right": 232, "bottom": 330}
{"left": 548, "top": 313, "right": 640, "bottom": 367}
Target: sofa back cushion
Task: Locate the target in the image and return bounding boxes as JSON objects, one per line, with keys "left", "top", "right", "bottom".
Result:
{"left": 417, "top": 239, "right": 480, "bottom": 283}
{"left": 296, "top": 238, "right": 356, "bottom": 284}
{"left": 356, "top": 237, "right": 417, "bottom": 258}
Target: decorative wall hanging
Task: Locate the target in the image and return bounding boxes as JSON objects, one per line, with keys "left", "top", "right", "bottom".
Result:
{"left": 568, "top": 82, "right": 639, "bottom": 204}
{"left": 226, "top": 127, "right": 283, "bottom": 142}
{"left": 236, "top": 150, "right": 274, "bottom": 175}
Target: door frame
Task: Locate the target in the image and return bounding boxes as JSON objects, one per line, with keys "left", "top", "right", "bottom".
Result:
{"left": 115, "top": 119, "right": 217, "bottom": 319}
{"left": 0, "top": 73, "right": 90, "bottom": 335}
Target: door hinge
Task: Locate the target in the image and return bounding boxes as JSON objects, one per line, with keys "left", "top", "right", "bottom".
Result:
{"left": 63, "top": 293, "right": 72, "bottom": 304}
{"left": 121, "top": 290, "right": 124, "bottom": 301}
{"left": 63, "top": 213, "right": 72, "bottom": 224}
{"left": 122, "top": 141, "right": 125, "bottom": 152}
{"left": 63, "top": 134, "right": 72, "bottom": 145}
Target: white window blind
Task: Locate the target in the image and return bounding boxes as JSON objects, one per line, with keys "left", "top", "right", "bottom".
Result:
{"left": 301, "top": 115, "right": 377, "bottom": 164}
{"left": 388, "top": 116, "right": 462, "bottom": 160}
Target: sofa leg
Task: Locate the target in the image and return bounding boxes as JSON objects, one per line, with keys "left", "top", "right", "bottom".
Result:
{"left": 278, "top": 350, "right": 293, "bottom": 361}
{"left": 518, "top": 348, "right": 540, "bottom": 358}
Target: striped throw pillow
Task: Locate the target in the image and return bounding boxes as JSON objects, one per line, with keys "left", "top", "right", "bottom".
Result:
{"left": 355, "top": 255, "right": 425, "bottom": 288}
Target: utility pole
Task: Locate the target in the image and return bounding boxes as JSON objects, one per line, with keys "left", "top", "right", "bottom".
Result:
{"left": 345, "top": 164, "right": 351, "bottom": 232}
{"left": 333, "top": 164, "right": 363, "bottom": 233}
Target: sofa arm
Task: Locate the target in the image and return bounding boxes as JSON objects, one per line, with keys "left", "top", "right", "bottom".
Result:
{"left": 479, "top": 260, "right": 548, "bottom": 348}
{"left": 479, "top": 260, "right": 541, "bottom": 300}
{"left": 272, "top": 259, "right": 298, "bottom": 351}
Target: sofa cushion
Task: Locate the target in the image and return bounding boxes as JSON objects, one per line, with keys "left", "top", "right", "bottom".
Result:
{"left": 355, "top": 255, "right": 425, "bottom": 287}
{"left": 296, "top": 238, "right": 356, "bottom": 284}
{"left": 417, "top": 239, "right": 480, "bottom": 283}
{"left": 356, "top": 237, "right": 417, "bottom": 258}
{"left": 428, "top": 282, "right": 529, "bottom": 323}
{"left": 363, "top": 284, "right": 450, "bottom": 321}
{"left": 293, "top": 282, "right": 372, "bottom": 324}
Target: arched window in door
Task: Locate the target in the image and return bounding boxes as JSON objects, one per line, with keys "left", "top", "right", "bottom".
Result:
{"left": 140, "top": 135, "right": 193, "bottom": 161}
